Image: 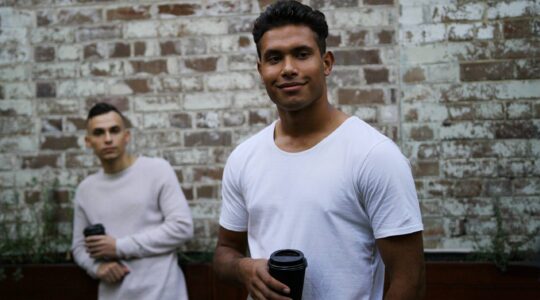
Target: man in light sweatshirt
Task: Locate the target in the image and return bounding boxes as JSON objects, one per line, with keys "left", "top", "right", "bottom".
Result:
{"left": 71, "top": 102, "right": 193, "bottom": 299}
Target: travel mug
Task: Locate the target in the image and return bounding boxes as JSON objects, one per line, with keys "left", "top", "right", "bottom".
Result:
{"left": 268, "top": 249, "right": 308, "bottom": 300}
{"left": 83, "top": 223, "right": 106, "bottom": 237}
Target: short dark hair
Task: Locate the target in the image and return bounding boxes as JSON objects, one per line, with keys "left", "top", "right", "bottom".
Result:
{"left": 252, "top": 0, "right": 328, "bottom": 58}
{"left": 87, "top": 102, "right": 128, "bottom": 127}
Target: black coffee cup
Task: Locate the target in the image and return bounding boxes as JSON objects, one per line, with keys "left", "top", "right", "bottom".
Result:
{"left": 83, "top": 223, "right": 106, "bottom": 237}
{"left": 268, "top": 249, "right": 307, "bottom": 300}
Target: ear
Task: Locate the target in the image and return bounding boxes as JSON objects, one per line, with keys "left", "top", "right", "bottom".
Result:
{"left": 257, "top": 59, "right": 262, "bottom": 75}
{"left": 322, "top": 51, "right": 334, "bottom": 76}
{"left": 84, "top": 135, "right": 91, "bottom": 148}
{"left": 124, "top": 129, "right": 131, "bottom": 143}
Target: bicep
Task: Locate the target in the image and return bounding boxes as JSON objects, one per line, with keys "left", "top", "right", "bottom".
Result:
{"left": 216, "top": 226, "right": 248, "bottom": 254}
{"left": 376, "top": 231, "right": 424, "bottom": 274}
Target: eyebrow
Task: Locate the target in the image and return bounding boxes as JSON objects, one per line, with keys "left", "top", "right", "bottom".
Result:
{"left": 262, "top": 45, "right": 314, "bottom": 59}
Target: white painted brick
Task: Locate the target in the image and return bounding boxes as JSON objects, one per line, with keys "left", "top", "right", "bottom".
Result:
{"left": 475, "top": 103, "right": 504, "bottom": 119}
{"left": 507, "top": 102, "right": 531, "bottom": 119}
{"left": 401, "top": 84, "right": 442, "bottom": 103}
{"left": 36, "top": 98, "right": 79, "bottom": 115}
{"left": 439, "top": 122, "right": 494, "bottom": 139}
{"left": 133, "top": 95, "right": 181, "bottom": 111}
{"left": 0, "top": 8, "right": 34, "bottom": 28}
{"left": 166, "top": 57, "right": 179, "bottom": 75}
{"left": 108, "top": 80, "right": 133, "bottom": 95}
{"left": 487, "top": 1, "right": 536, "bottom": 19}
{"left": 0, "top": 136, "right": 37, "bottom": 152}
{"left": 80, "top": 61, "right": 125, "bottom": 77}
{"left": 400, "top": 6, "right": 424, "bottom": 25}
{"left": 31, "top": 27, "right": 75, "bottom": 44}
{"left": 0, "top": 28, "right": 27, "bottom": 44}
{"left": 430, "top": 3, "right": 485, "bottom": 22}
{"left": 57, "top": 45, "right": 79, "bottom": 61}
{"left": 401, "top": 24, "right": 446, "bottom": 44}
{"left": 57, "top": 79, "right": 106, "bottom": 97}
{"left": 379, "top": 105, "right": 399, "bottom": 123}
{"left": 125, "top": 21, "right": 159, "bottom": 38}
{"left": 182, "top": 19, "right": 229, "bottom": 36}
{"left": 0, "top": 65, "right": 28, "bottom": 81}
{"left": 197, "top": 111, "right": 220, "bottom": 128}
{"left": 164, "top": 148, "right": 212, "bottom": 165}
{"left": 158, "top": 21, "right": 180, "bottom": 38}
{"left": 232, "top": 90, "right": 270, "bottom": 108}
{"left": 142, "top": 113, "right": 169, "bottom": 129}
{"left": 495, "top": 81, "right": 540, "bottom": 99}
{"left": 0, "top": 100, "right": 33, "bottom": 116}
{"left": 4, "top": 83, "right": 34, "bottom": 99}
{"left": 206, "top": 72, "right": 256, "bottom": 91}
{"left": 331, "top": 9, "right": 393, "bottom": 28}
{"left": 426, "top": 63, "right": 459, "bottom": 83}
{"left": 184, "top": 93, "right": 232, "bottom": 110}
{"left": 207, "top": 35, "right": 240, "bottom": 54}
{"left": 404, "top": 103, "right": 448, "bottom": 122}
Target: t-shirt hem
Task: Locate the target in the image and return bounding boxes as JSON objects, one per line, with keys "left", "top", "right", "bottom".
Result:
{"left": 219, "top": 219, "right": 247, "bottom": 232}
{"left": 374, "top": 224, "right": 424, "bottom": 239}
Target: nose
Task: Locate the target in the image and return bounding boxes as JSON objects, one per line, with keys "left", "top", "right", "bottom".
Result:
{"left": 104, "top": 131, "right": 112, "bottom": 143}
{"left": 281, "top": 56, "right": 298, "bottom": 78}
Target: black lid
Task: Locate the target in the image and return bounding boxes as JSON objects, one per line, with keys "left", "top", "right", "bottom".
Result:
{"left": 269, "top": 249, "right": 306, "bottom": 267}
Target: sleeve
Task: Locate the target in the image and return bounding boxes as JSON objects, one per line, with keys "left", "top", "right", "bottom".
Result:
{"left": 115, "top": 160, "right": 194, "bottom": 259}
{"left": 356, "top": 139, "right": 424, "bottom": 239}
{"left": 71, "top": 188, "right": 100, "bottom": 278}
{"left": 219, "top": 151, "right": 249, "bottom": 232}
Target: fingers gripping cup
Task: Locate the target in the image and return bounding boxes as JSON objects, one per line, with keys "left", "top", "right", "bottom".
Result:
{"left": 83, "top": 223, "right": 105, "bottom": 237}
{"left": 268, "top": 249, "right": 308, "bottom": 300}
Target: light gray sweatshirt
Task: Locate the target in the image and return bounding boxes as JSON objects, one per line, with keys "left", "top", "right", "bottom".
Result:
{"left": 72, "top": 156, "right": 193, "bottom": 300}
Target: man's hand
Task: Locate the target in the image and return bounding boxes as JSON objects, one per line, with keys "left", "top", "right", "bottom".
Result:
{"left": 85, "top": 235, "right": 118, "bottom": 259}
{"left": 238, "top": 258, "right": 291, "bottom": 300}
{"left": 96, "top": 261, "right": 129, "bottom": 284}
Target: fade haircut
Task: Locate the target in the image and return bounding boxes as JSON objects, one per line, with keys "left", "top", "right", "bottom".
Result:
{"left": 252, "top": 0, "right": 328, "bottom": 58}
{"left": 86, "top": 102, "right": 128, "bottom": 127}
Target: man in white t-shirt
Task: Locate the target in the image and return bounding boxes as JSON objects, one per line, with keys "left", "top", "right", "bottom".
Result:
{"left": 213, "top": 1, "right": 425, "bottom": 299}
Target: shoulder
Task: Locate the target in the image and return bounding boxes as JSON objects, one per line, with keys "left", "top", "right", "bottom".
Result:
{"left": 74, "top": 171, "right": 102, "bottom": 201}
{"left": 227, "top": 122, "right": 274, "bottom": 164}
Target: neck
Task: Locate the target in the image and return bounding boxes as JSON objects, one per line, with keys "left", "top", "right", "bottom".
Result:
{"left": 101, "top": 153, "right": 135, "bottom": 174}
{"left": 277, "top": 101, "right": 337, "bottom": 136}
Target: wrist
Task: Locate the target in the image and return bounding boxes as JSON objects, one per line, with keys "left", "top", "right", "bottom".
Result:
{"left": 235, "top": 257, "right": 251, "bottom": 283}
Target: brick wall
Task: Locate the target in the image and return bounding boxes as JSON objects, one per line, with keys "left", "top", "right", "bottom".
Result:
{"left": 0, "top": 0, "right": 538, "bottom": 253}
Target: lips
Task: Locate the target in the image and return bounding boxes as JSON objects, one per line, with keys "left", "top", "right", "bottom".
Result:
{"left": 276, "top": 81, "right": 306, "bottom": 92}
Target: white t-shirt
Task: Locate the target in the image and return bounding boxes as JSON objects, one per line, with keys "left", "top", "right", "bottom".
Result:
{"left": 220, "top": 117, "right": 423, "bottom": 300}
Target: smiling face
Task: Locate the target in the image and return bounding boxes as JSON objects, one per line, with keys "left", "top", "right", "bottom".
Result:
{"left": 85, "top": 111, "right": 130, "bottom": 163}
{"left": 257, "top": 24, "right": 334, "bottom": 113}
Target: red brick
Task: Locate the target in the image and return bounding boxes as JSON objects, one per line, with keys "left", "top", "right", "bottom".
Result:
{"left": 66, "top": 117, "right": 87, "bottom": 131}
{"left": 170, "top": 113, "right": 192, "bottom": 128}
{"left": 125, "top": 79, "right": 150, "bottom": 93}
{"left": 182, "top": 186, "right": 194, "bottom": 200}
{"left": 364, "top": 68, "right": 389, "bottom": 84}
{"left": 185, "top": 57, "right": 218, "bottom": 72}
{"left": 193, "top": 167, "right": 224, "bottom": 181}
{"left": 36, "top": 82, "right": 56, "bottom": 98}
{"left": 504, "top": 19, "right": 531, "bottom": 39}
{"left": 107, "top": 6, "right": 151, "bottom": 21}
{"left": 161, "top": 41, "right": 182, "bottom": 56}
{"left": 364, "top": 0, "right": 393, "bottom": 4}
{"left": 494, "top": 121, "right": 539, "bottom": 139}
{"left": 22, "top": 154, "right": 60, "bottom": 169}
{"left": 37, "top": 10, "right": 53, "bottom": 26}
{"left": 460, "top": 61, "right": 515, "bottom": 82}
{"left": 41, "top": 136, "right": 79, "bottom": 150}
{"left": 516, "top": 59, "right": 540, "bottom": 80}
{"left": 86, "top": 97, "right": 129, "bottom": 112}
{"left": 130, "top": 60, "right": 168, "bottom": 75}
{"left": 25, "top": 191, "right": 41, "bottom": 204}
{"left": 184, "top": 131, "right": 232, "bottom": 147}
{"left": 412, "top": 160, "right": 440, "bottom": 177}
{"left": 0, "top": 85, "right": 3, "bottom": 99}
{"left": 197, "top": 185, "right": 219, "bottom": 199}
{"left": 158, "top": 4, "right": 200, "bottom": 16}
{"left": 327, "top": 32, "right": 341, "bottom": 47}
{"left": 35, "top": 46, "right": 55, "bottom": 62}
{"left": 110, "top": 42, "right": 130, "bottom": 58}
{"left": 403, "top": 67, "right": 425, "bottom": 83}
{"left": 405, "top": 108, "right": 418, "bottom": 122}
{"left": 450, "top": 180, "right": 482, "bottom": 197}
{"left": 409, "top": 125, "right": 434, "bottom": 141}
{"left": 134, "top": 42, "right": 146, "bottom": 56}
{"left": 249, "top": 110, "right": 272, "bottom": 125}
{"left": 377, "top": 30, "right": 394, "bottom": 44}
{"left": 338, "top": 88, "right": 384, "bottom": 104}
{"left": 83, "top": 43, "right": 103, "bottom": 60}
{"left": 334, "top": 49, "right": 381, "bottom": 65}
{"left": 58, "top": 9, "right": 101, "bottom": 25}
{"left": 42, "top": 118, "right": 62, "bottom": 132}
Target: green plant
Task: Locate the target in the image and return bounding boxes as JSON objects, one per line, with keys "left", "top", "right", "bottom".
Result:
{"left": 0, "top": 179, "right": 72, "bottom": 267}
{"left": 473, "top": 199, "right": 540, "bottom": 272}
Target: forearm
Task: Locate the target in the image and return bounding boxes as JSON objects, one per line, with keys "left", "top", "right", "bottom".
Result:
{"left": 213, "top": 245, "right": 249, "bottom": 284}
{"left": 384, "top": 274, "right": 425, "bottom": 300}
